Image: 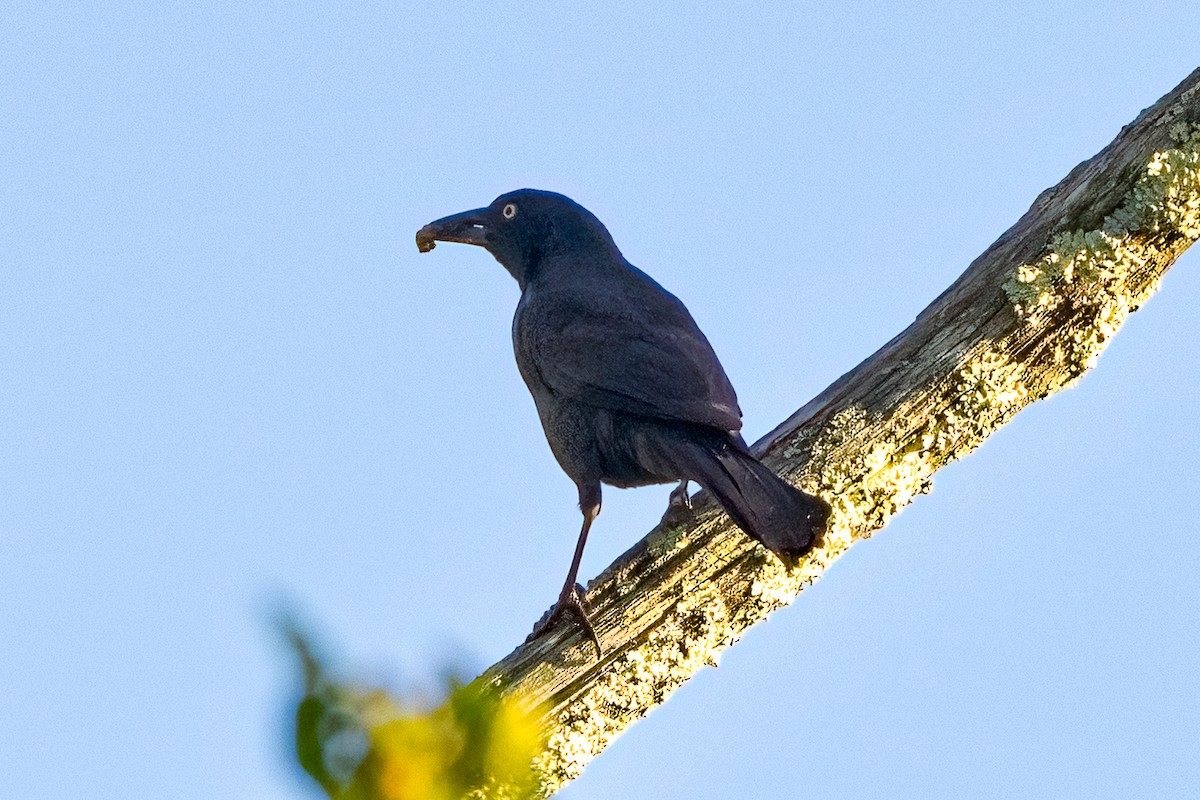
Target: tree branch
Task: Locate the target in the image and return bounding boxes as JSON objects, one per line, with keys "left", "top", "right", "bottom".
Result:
{"left": 474, "top": 68, "right": 1200, "bottom": 797}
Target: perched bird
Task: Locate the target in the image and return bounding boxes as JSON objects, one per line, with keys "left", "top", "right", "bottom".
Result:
{"left": 416, "top": 190, "right": 829, "bottom": 650}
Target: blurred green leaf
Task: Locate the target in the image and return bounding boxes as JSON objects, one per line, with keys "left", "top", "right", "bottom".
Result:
{"left": 282, "top": 621, "right": 541, "bottom": 800}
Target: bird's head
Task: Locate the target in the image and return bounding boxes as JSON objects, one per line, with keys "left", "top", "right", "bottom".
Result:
{"left": 415, "top": 189, "right": 617, "bottom": 287}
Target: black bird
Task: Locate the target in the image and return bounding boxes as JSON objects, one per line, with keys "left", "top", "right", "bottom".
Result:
{"left": 415, "top": 189, "right": 829, "bottom": 650}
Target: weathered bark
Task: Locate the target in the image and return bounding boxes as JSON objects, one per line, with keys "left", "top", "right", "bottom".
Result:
{"left": 474, "top": 68, "right": 1200, "bottom": 797}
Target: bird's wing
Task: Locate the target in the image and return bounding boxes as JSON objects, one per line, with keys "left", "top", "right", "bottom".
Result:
{"left": 526, "top": 290, "right": 743, "bottom": 432}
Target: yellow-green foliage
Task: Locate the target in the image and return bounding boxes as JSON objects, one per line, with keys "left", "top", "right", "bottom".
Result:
{"left": 351, "top": 684, "right": 541, "bottom": 800}
{"left": 288, "top": 628, "right": 542, "bottom": 800}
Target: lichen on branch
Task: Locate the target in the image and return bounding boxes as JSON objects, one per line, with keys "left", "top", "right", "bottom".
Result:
{"left": 503, "top": 89, "right": 1200, "bottom": 798}
{"left": 457, "top": 74, "right": 1200, "bottom": 799}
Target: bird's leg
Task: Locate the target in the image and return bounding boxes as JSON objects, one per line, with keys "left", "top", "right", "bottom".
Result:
{"left": 661, "top": 479, "right": 693, "bottom": 526}
{"left": 527, "top": 482, "right": 602, "bottom": 655}
{"left": 668, "top": 479, "right": 692, "bottom": 510}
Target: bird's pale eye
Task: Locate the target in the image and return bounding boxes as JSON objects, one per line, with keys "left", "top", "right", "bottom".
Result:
{"left": 503, "top": 203, "right": 518, "bottom": 220}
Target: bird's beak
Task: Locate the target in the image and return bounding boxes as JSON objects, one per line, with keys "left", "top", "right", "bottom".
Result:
{"left": 415, "top": 208, "right": 490, "bottom": 253}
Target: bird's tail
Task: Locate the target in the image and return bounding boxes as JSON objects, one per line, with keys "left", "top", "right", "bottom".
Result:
{"left": 667, "top": 438, "right": 830, "bottom": 560}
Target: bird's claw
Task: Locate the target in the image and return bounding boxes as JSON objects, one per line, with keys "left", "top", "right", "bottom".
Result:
{"left": 660, "top": 481, "right": 694, "bottom": 527}
{"left": 526, "top": 583, "right": 601, "bottom": 656}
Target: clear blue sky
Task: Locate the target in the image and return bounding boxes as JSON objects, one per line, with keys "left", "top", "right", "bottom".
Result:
{"left": 3, "top": 3, "right": 1198, "bottom": 798}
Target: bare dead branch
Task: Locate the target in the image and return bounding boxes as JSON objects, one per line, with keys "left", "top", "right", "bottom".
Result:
{"left": 471, "top": 67, "right": 1200, "bottom": 798}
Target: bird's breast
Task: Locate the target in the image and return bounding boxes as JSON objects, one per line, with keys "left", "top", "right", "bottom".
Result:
{"left": 510, "top": 291, "right": 549, "bottom": 394}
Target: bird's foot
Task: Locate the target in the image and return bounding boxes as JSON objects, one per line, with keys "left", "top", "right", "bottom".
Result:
{"left": 660, "top": 480, "right": 693, "bottom": 527}
{"left": 526, "top": 583, "right": 601, "bottom": 656}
